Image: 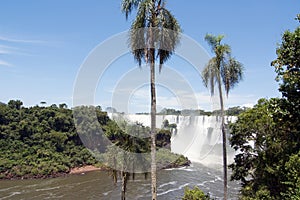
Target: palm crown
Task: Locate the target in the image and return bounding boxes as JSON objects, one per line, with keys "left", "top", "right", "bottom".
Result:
{"left": 121, "top": 0, "right": 181, "bottom": 71}
{"left": 202, "top": 34, "right": 243, "bottom": 97}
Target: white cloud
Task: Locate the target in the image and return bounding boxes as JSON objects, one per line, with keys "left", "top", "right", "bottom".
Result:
{"left": 0, "top": 35, "right": 45, "bottom": 44}
{"left": 0, "top": 49, "right": 12, "bottom": 55}
{"left": 0, "top": 44, "right": 35, "bottom": 57}
{"left": 0, "top": 60, "right": 12, "bottom": 67}
{"left": 241, "top": 103, "right": 254, "bottom": 108}
{"left": 224, "top": 93, "right": 258, "bottom": 108}
{"left": 0, "top": 35, "right": 48, "bottom": 67}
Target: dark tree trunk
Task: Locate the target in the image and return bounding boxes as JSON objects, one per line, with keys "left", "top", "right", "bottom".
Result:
{"left": 218, "top": 72, "right": 227, "bottom": 200}
{"left": 150, "top": 48, "right": 157, "bottom": 200}
{"left": 150, "top": 3, "right": 157, "bottom": 198}
{"left": 121, "top": 171, "right": 127, "bottom": 200}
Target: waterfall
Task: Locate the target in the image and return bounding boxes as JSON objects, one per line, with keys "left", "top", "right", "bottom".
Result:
{"left": 171, "top": 115, "right": 237, "bottom": 168}
{"left": 107, "top": 113, "right": 237, "bottom": 168}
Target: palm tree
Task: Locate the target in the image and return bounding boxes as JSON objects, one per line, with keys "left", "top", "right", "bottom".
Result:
{"left": 202, "top": 34, "right": 243, "bottom": 200}
{"left": 121, "top": 1, "right": 181, "bottom": 199}
{"left": 106, "top": 122, "right": 149, "bottom": 200}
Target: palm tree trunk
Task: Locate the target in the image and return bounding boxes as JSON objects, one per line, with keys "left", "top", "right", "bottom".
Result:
{"left": 150, "top": 3, "right": 157, "bottom": 197}
{"left": 150, "top": 48, "right": 157, "bottom": 200}
{"left": 217, "top": 73, "right": 227, "bottom": 200}
{"left": 121, "top": 171, "right": 127, "bottom": 200}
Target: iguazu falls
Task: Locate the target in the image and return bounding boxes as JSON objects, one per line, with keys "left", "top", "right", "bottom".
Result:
{"left": 1, "top": 1, "right": 299, "bottom": 199}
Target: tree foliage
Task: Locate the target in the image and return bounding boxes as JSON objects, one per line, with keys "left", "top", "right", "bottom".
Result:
{"left": 182, "top": 186, "right": 212, "bottom": 200}
{"left": 0, "top": 101, "right": 188, "bottom": 181}
{"left": 202, "top": 34, "right": 244, "bottom": 97}
{"left": 0, "top": 102, "right": 101, "bottom": 179}
{"left": 230, "top": 15, "right": 300, "bottom": 200}
{"left": 271, "top": 17, "right": 300, "bottom": 105}
{"left": 121, "top": 0, "right": 181, "bottom": 70}
{"left": 230, "top": 98, "right": 300, "bottom": 199}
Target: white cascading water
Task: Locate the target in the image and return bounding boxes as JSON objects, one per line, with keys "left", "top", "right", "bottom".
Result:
{"left": 108, "top": 113, "right": 237, "bottom": 168}
{"left": 170, "top": 115, "right": 237, "bottom": 168}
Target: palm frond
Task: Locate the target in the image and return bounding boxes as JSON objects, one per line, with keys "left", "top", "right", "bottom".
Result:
{"left": 203, "top": 33, "right": 243, "bottom": 98}
{"left": 205, "top": 34, "right": 225, "bottom": 51}
{"left": 221, "top": 58, "right": 244, "bottom": 97}
{"left": 202, "top": 57, "right": 218, "bottom": 96}
{"left": 130, "top": 28, "right": 147, "bottom": 66}
{"left": 125, "top": 0, "right": 181, "bottom": 71}
{"left": 215, "top": 44, "right": 231, "bottom": 63}
{"left": 129, "top": 1, "right": 149, "bottom": 66}
{"left": 157, "top": 49, "right": 169, "bottom": 72}
{"left": 220, "top": 44, "right": 231, "bottom": 56}
{"left": 156, "top": 7, "right": 181, "bottom": 72}
{"left": 121, "top": 0, "right": 143, "bottom": 20}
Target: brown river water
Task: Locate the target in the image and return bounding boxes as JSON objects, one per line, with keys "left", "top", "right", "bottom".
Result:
{"left": 0, "top": 163, "right": 240, "bottom": 200}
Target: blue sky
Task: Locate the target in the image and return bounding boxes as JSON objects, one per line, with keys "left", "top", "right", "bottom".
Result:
{"left": 0, "top": 0, "right": 299, "bottom": 112}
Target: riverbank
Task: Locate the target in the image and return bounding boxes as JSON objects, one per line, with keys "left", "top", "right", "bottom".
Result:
{"left": 0, "top": 148, "right": 191, "bottom": 180}
{"left": 69, "top": 165, "right": 105, "bottom": 174}
{"left": 0, "top": 165, "right": 106, "bottom": 180}
{"left": 0, "top": 158, "right": 191, "bottom": 180}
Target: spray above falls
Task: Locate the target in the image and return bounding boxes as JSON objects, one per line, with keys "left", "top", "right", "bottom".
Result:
{"left": 108, "top": 113, "right": 237, "bottom": 168}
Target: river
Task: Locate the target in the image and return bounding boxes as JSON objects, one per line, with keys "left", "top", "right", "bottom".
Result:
{"left": 0, "top": 162, "right": 240, "bottom": 200}
{"left": 1, "top": 114, "right": 241, "bottom": 199}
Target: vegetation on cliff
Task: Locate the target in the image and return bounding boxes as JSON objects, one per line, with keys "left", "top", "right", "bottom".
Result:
{"left": 0, "top": 101, "right": 190, "bottom": 179}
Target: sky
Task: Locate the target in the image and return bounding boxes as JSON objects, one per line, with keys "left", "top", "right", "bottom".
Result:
{"left": 0, "top": 0, "right": 299, "bottom": 113}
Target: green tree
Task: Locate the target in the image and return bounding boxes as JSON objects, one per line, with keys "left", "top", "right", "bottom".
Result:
{"left": 202, "top": 34, "right": 243, "bottom": 200}
{"left": 121, "top": 1, "right": 181, "bottom": 199}
{"left": 0, "top": 101, "right": 101, "bottom": 179}
{"left": 282, "top": 151, "right": 300, "bottom": 199}
{"left": 59, "top": 103, "right": 67, "bottom": 109}
{"left": 8, "top": 100, "right": 23, "bottom": 110}
{"left": 226, "top": 106, "right": 247, "bottom": 116}
{"left": 271, "top": 14, "right": 300, "bottom": 116}
{"left": 229, "top": 15, "right": 300, "bottom": 200}
{"left": 182, "top": 186, "right": 212, "bottom": 200}
{"left": 162, "top": 119, "right": 169, "bottom": 128}
{"left": 229, "top": 98, "right": 300, "bottom": 199}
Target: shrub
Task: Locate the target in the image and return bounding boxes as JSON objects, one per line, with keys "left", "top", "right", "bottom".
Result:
{"left": 182, "top": 186, "right": 212, "bottom": 200}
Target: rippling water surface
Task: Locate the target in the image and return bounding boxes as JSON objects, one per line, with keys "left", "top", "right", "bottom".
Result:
{"left": 0, "top": 163, "right": 240, "bottom": 200}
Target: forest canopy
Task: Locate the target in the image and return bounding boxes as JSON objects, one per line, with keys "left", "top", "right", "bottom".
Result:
{"left": 0, "top": 101, "right": 189, "bottom": 179}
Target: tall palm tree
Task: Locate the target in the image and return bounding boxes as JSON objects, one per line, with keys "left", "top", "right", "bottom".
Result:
{"left": 106, "top": 121, "right": 149, "bottom": 200}
{"left": 202, "top": 34, "right": 243, "bottom": 200}
{"left": 121, "top": 1, "right": 181, "bottom": 199}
